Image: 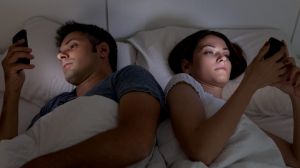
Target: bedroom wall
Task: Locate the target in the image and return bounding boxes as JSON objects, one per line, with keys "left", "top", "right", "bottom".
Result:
{"left": 292, "top": 10, "right": 300, "bottom": 57}
{"left": 0, "top": 0, "right": 107, "bottom": 53}
{"left": 1, "top": 0, "right": 300, "bottom": 57}
{"left": 108, "top": 0, "right": 299, "bottom": 40}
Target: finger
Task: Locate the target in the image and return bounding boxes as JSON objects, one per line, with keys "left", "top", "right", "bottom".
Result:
{"left": 279, "top": 66, "right": 289, "bottom": 77}
{"left": 277, "top": 59, "right": 288, "bottom": 70}
{"left": 293, "top": 72, "right": 300, "bottom": 86}
{"left": 7, "top": 52, "right": 34, "bottom": 64}
{"left": 287, "top": 66, "right": 299, "bottom": 83}
{"left": 7, "top": 48, "right": 32, "bottom": 60}
{"left": 8, "top": 46, "right": 32, "bottom": 55}
{"left": 255, "top": 41, "right": 270, "bottom": 61}
{"left": 282, "top": 40, "right": 290, "bottom": 57}
{"left": 268, "top": 46, "right": 286, "bottom": 63}
{"left": 10, "top": 63, "right": 35, "bottom": 73}
{"left": 282, "top": 57, "right": 295, "bottom": 66}
{"left": 272, "top": 75, "right": 284, "bottom": 85}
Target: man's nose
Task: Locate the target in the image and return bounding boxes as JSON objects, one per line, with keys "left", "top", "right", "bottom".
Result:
{"left": 57, "top": 51, "right": 68, "bottom": 60}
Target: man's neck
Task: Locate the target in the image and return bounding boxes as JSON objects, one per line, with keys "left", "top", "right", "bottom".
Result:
{"left": 75, "top": 73, "right": 109, "bottom": 96}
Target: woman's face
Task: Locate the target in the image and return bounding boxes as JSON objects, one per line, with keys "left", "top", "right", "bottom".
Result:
{"left": 187, "top": 35, "right": 232, "bottom": 87}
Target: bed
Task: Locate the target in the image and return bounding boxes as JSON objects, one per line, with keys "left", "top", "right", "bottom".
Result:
{"left": 0, "top": 0, "right": 299, "bottom": 167}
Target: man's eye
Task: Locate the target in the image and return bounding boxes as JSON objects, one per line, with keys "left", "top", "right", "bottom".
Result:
{"left": 70, "top": 43, "right": 78, "bottom": 49}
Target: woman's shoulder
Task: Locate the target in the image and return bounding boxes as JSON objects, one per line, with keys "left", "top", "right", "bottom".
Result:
{"left": 165, "top": 73, "right": 205, "bottom": 97}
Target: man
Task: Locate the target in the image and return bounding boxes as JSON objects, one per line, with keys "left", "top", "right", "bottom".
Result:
{"left": 0, "top": 21, "right": 166, "bottom": 167}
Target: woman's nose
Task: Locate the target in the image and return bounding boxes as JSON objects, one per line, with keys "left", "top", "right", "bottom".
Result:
{"left": 216, "top": 53, "right": 227, "bottom": 62}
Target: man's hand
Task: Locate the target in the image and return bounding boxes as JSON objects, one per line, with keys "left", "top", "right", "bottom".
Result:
{"left": 21, "top": 154, "right": 62, "bottom": 168}
{"left": 0, "top": 41, "right": 34, "bottom": 140}
{"left": 1, "top": 41, "right": 34, "bottom": 92}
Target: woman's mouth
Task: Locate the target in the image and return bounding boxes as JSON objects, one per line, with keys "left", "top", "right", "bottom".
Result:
{"left": 215, "top": 67, "right": 227, "bottom": 71}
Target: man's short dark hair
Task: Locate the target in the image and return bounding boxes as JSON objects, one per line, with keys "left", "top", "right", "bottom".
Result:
{"left": 56, "top": 21, "right": 118, "bottom": 72}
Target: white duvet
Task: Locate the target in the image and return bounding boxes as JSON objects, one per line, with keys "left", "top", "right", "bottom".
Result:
{"left": 0, "top": 95, "right": 118, "bottom": 168}
{"left": 158, "top": 74, "right": 286, "bottom": 168}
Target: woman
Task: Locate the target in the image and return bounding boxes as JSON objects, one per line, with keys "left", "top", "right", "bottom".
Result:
{"left": 159, "top": 30, "right": 300, "bottom": 167}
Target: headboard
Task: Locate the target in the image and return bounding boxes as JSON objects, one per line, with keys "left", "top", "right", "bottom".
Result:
{"left": 0, "top": 0, "right": 107, "bottom": 52}
{"left": 108, "top": 0, "right": 299, "bottom": 41}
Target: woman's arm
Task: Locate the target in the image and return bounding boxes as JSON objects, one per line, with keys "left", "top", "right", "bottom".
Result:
{"left": 269, "top": 59, "right": 300, "bottom": 167}
{"left": 167, "top": 42, "right": 288, "bottom": 165}
{"left": 167, "top": 80, "right": 256, "bottom": 165}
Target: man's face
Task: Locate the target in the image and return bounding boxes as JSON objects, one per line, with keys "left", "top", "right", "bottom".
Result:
{"left": 57, "top": 32, "right": 99, "bottom": 85}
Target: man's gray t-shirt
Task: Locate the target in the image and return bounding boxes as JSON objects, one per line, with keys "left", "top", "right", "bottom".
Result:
{"left": 29, "top": 65, "right": 166, "bottom": 128}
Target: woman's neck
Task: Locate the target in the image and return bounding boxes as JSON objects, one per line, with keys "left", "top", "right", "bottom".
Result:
{"left": 199, "top": 81, "right": 224, "bottom": 98}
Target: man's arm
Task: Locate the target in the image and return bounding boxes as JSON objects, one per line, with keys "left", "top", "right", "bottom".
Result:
{"left": 22, "top": 91, "right": 161, "bottom": 168}
{"left": 0, "top": 43, "right": 34, "bottom": 140}
{"left": 0, "top": 89, "right": 20, "bottom": 139}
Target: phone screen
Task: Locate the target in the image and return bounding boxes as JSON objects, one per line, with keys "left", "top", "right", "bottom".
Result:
{"left": 12, "top": 29, "right": 30, "bottom": 64}
{"left": 264, "top": 37, "right": 284, "bottom": 60}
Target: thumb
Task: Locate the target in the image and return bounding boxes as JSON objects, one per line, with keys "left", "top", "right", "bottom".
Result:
{"left": 255, "top": 41, "right": 270, "bottom": 61}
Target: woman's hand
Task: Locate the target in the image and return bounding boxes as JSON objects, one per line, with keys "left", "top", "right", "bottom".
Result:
{"left": 242, "top": 41, "right": 288, "bottom": 91}
{"left": 274, "top": 57, "right": 300, "bottom": 98}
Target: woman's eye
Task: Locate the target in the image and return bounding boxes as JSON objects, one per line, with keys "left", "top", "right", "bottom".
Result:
{"left": 224, "top": 52, "right": 230, "bottom": 57}
{"left": 203, "top": 50, "right": 214, "bottom": 55}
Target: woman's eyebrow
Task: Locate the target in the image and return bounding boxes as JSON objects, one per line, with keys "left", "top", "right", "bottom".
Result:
{"left": 199, "top": 45, "right": 229, "bottom": 51}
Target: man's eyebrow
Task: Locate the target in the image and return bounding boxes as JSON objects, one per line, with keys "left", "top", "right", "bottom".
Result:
{"left": 64, "top": 38, "right": 74, "bottom": 46}
{"left": 58, "top": 39, "right": 75, "bottom": 52}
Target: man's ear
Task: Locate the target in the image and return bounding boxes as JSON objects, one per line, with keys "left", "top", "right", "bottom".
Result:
{"left": 181, "top": 59, "right": 192, "bottom": 74}
{"left": 96, "top": 42, "right": 110, "bottom": 59}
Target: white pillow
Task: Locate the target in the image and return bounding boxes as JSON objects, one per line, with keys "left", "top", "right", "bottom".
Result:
{"left": 0, "top": 17, "right": 137, "bottom": 106}
{"left": 128, "top": 26, "right": 295, "bottom": 117}
{"left": 0, "top": 91, "right": 41, "bottom": 134}
{"left": 0, "top": 16, "right": 74, "bottom": 107}
{"left": 128, "top": 26, "right": 198, "bottom": 89}
{"left": 0, "top": 17, "right": 137, "bottom": 132}
{"left": 117, "top": 41, "right": 136, "bottom": 70}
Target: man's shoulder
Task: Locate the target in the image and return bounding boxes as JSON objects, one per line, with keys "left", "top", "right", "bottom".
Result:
{"left": 117, "top": 65, "right": 148, "bottom": 74}
{"left": 114, "top": 65, "right": 153, "bottom": 79}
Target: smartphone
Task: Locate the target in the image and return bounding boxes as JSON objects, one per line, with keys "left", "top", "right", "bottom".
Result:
{"left": 12, "top": 29, "right": 30, "bottom": 64}
{"left": 264, "top": 37, "right": 284, "bottom": 60}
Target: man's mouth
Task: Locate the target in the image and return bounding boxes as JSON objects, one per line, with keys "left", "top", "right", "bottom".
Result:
{"left": 63, "top": 62, "right": 73, "bottom": 70}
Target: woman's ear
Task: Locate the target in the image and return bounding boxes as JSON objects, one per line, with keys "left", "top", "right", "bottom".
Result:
{"left": 181, "top": 59, "right": 192, "bottom": 74}
{"left": 96, "top": 42, "right": 110, "bottom": 59}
